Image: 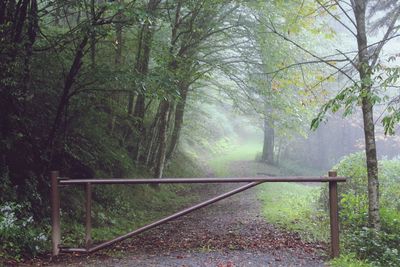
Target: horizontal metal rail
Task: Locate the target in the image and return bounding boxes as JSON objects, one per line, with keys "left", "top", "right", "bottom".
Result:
{"left": 59, "top": 176, "right": 346, "bottom": 185}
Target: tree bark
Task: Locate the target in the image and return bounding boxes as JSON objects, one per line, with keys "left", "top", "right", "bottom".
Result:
{"left": 89, "top": 0, "right": 96, "bottom": 67}
{"left": 109, "top": 0, "right": 124, "bottom": 135}
{"left": 130, "top": 0, "right": 161, "bottom": 162}
{"left": 166, "top": 83, "right": 189, "bottom": 161}
{"left": 47, "top": 36, "right": 89, "bottom": 159}
{"left": 115, "top": 0, "right": 123, "bottom": 65}
{"left": 353, "top": 0, "right": 380, "bottom": 230}
{"left": 261, "top": 117, "right": 274, "bottom": 164}
{"left": 153, "top": 100, "right": 170, "bottom": 178}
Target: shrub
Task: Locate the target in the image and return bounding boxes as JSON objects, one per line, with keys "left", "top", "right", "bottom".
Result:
{"left": 0, "top": 202, "right": 49, "bottom": 260}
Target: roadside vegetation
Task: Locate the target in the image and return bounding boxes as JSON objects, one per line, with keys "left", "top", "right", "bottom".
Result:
{"left": 259, "top": 152, "right": 400, "bottom": 267}
{"left": 0, "top": 151, "right": 203, "bottom": 261}
{"left": 258, "top": 183, "right": 329, "bottom": 243}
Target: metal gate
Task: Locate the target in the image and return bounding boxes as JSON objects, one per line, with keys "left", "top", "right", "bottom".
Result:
{"left": 50, "top": 171, "right": 345, "bottom": 258}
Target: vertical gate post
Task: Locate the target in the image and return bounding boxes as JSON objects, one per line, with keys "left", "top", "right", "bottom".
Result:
{"left": 328, "top": 170, "right": 340, "bottom": 258}
{"left": 51, "top": 171, "right": 61, "bottom": 256}
{"left": 85, "top": 182, "right": 92, "bottom": 249}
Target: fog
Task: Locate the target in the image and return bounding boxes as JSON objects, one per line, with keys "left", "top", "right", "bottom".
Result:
{"left": 180, "top": 1, "right": 400, "bottom": 174}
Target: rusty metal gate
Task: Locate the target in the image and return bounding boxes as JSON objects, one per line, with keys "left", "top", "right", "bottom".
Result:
{"left": 50, "top": 171, "right": 345, "bottom": 258}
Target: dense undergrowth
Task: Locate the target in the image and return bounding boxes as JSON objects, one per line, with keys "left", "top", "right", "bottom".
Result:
{"left": 0, "top": 151, "right": 204, "bottom": 261}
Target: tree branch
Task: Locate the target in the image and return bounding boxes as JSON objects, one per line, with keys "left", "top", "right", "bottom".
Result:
{"left": 316, "top": 0, "right": 357, "bottom": 37}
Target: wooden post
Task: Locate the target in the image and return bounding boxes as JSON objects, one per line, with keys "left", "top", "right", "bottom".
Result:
{"left": 85, "top": 182, "right": 92, "bottom": 249}
{"left": 51, "top": 171, "right": 61, "bottom": 256}
{"left": 328, "top": 170, "right": 340, "bottom": 258}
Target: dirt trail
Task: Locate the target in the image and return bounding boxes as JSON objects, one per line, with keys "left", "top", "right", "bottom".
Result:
{"left": 47, "top": 160, "right": 326, "bottom": 267}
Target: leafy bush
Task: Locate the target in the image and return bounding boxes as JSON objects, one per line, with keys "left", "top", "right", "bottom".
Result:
{"left": 0, "top": 202, "right": 49, "bottom": 260}
{"left": 323, "top": 152, "right": 400, "bottom": 266}
{"left": 321, "top": 152, "right": 400, "bottom": 208}
{"left": 319, "top": 152, "right": 367, "bottom": 209}
{"left": 380, "top": 160, "right": 400, "bottom": 211}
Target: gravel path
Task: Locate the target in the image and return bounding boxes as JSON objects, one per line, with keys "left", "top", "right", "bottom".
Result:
{"left": 45, "top": 160, "right": 327, "bottom": 267}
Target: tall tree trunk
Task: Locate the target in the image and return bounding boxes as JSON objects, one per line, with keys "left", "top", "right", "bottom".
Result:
{"left": 166, "top": 83, "right": 189, "bottom": 161}
{"left": 353, "top": 0, "right": 380, "bottom": 230}
{"left": 109, "top": 0, "right": 123, "bottom": 135}
{"left": 46, "top": 36, "right": 89, "bottom": 165}
{"left": 261, "top": 117, "right": 274, "bottom": 164}
{"left": 90, "top": 0, "right": 96, "bottom": 67}
{"left": 153, "top": 100, "right": 170, "bottom": 178}
{"left": 115, "top": 0, "right": 123, "bottom": 65}
{"left": 144, "top": 103, "right": 161, "bottom": 166}
{"left": 130, "top": 0, "right": 161, "bottom": 162}
{"left": 23, "top": 0, "right": 37, "bottom": 96}
{"left": 276, "top": 139, "right": 282, "bottom": 166}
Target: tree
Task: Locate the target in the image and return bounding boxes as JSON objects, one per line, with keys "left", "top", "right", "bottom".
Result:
{"left": 219, "top": 0, "right": 324, "bottom": 165}
{"left": 308, "top": 0, "right": 400, "bottom": 230}
{"left": 140, "top": 0, "right": 241, "bottom": 178}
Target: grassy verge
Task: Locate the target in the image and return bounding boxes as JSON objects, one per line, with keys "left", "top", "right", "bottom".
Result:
{"left": 329, "top": 254, "right": 374, "bottom": 267}
{"left": 257, "top": 182, "right": 329, "bottom": 242}
{"left": 60, "top": 150, "right": 204, "bottom": 249}
{"left": 61, "top": 184, "right": 196, "bottom": 247}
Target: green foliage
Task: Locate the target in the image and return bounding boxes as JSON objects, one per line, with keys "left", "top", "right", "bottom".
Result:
{"left": 380, "top": 160, "right": 400, "bottom": 210}
{"left": 250, "top": 0, "right": 323, "bottom": 141}
{"left": 322, "top": 152, "right": 400, "bottom": 266}
{"left": 311, "top": 64, "right": 400, "bottom": 134}
{"left": 258, "top": 183, "right": 329, "bottom": 242}
{"left": 0, "top": 202, "right": 49, "bottom": 260}
{"left": 340, "top": 205, "right": 400, "bottom": 266}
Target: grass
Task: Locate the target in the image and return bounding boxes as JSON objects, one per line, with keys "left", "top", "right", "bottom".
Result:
{"left": 208, "top": 140, "right": 262, "bottom": 176}
{"left": 60, "top": 150, "right": 204, "bottom": 248}
{"left": 61, "top": 183, "right": 197, "bottom": 247}
{"left": 329, "top": 254, "right": 374, "bottom": 267}
{"left": 257, "top": 182, "right": 329, "bottom": 242}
